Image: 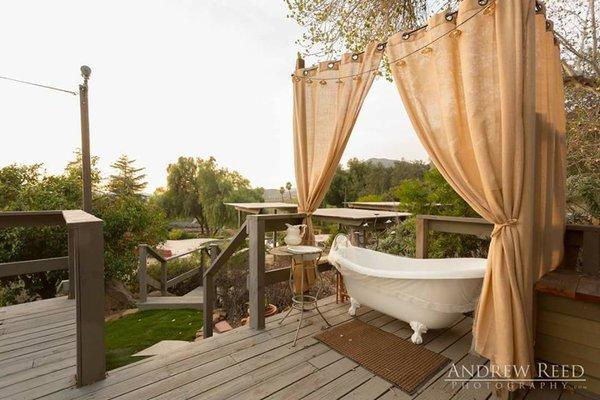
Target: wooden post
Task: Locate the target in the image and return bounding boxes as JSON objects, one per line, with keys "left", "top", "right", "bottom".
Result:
{"left": 138, "top": 245, "right": 147, "bottom": 303}
{"left": 203, "top": 244, "right": 220, "bottom": 339}
{"left": 248, "top": 216, "right": 266, "bottom": 330}
{"left": 79, "top": 66, "right": 93, "bottom": 213}
{"left": 67, "top": 228, "right": 76, "bottom": 299}
{"left": 582, "top": 230, "right": 600, "bottom": 275}
{"left": 160, "top": 261, "right": 167, "bottom": 296}
{"left": 73, "top": 221, "right": 105, "bottom": 386}
{"left": 415, "top": 217, "right": 429, "bottom": 259}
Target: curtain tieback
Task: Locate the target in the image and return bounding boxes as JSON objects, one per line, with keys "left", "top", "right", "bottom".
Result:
{"left": 491, "top": 219, "right": 518, "bottom": 238}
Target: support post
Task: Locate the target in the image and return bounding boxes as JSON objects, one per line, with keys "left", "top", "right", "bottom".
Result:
{"left": 203, "top": 244, "right": 220, "bottom": 339}
{"left": 73, "top": 221, "right": 105, "bottom": 386}
{"left": 248, "top": 216, "right": 266, "bottom": 330}
{"left": 416, "top": 217, "right": 429, "bottom": 259}
{"left": 79, "top": 66, "right": 93, "bottom": 213}
{"left": 160, "top": 261, "right": 167, "bottom": 296}
{"left": 67, "top": 228, "right": 76, "bottom": 299}
{"left": 138, "top": 245, "right": 147, "bottom": 303}
{"left": 582, "top": 230, "right": 600, "bottom": 275}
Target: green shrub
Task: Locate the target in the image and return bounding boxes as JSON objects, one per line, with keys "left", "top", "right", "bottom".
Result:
{"left": 167, "top": 229, "right": 197, "bottom": 240}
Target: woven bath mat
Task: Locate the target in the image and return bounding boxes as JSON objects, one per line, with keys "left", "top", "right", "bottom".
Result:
{"left": 314, "top": 319, "right": 450, "bottom": 394}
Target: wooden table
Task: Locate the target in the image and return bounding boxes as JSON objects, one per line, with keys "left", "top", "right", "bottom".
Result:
{"left": 225, "top": 202, "right": 298, "bottom": 225}
{"left": 312, "top": 208, "right": 411, "bottom": 246}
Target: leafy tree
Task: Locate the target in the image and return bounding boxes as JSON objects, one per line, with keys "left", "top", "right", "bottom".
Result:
{"left": 285, "top": 182, "right": 293, "bottom": 201}
{"left": 107, "top": 155, "right": 147, "bottom": 197}
{"left": 0, "top": 154, "right": 167, "bottom": 305}
{"left": 156, "top": 157, "right": 263, "bottom": 235}
{"left": 279, "top": 187, "right": 285, "bottom": 202}
{"left": 323, "top": 158, "right": 429, "bottom": 206}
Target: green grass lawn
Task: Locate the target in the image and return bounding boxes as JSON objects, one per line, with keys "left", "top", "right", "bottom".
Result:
{"left": 105, "top": 309, "right": 202, "bottom": 370}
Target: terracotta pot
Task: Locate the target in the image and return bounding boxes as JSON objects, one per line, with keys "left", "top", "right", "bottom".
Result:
{"left": 265, "top": 304, "right": 278, "bottom": 318}
{"left": 243, "top": 304, "right": 278, "bottom": 325}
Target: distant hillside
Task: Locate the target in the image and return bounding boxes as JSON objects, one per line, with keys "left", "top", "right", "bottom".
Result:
{"left": 263, "top": 188, "right": 297, "bottom": 202}
{"left": 365, "top": 158, "right": 400, "bottom": 168}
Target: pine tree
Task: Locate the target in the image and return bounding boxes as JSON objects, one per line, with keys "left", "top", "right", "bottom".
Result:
{"left": 107, "top": 155, "right": 147, "bottom": 197}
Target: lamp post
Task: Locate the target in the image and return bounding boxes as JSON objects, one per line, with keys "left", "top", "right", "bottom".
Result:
{"left": 79, "top": 65, "right": 92, "bottom": 213}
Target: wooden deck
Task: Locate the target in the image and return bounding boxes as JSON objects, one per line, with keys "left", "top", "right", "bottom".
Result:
{"left": 0, "top": 296, "right": 586, "bottom": 400}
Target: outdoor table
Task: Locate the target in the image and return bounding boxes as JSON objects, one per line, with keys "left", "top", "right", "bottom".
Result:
{"left": 312, "top": 207, "right": 411, "bottom": 247}
{"left": 269, "top": 245, "right": 331, "bottom": 347}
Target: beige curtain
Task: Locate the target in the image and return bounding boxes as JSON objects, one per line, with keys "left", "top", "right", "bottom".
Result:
{"left": 386, "top": 0, "right": 560, "bottom": 380}
{"left": 533, "top": 10, "right": 567, "bottom": 278}
{"left": 292, "top": 42, "right": 384, "bottom": 291}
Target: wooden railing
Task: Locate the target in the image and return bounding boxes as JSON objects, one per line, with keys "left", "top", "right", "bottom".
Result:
{"left": 202, "top": 213, "right": 328, "bottom": 338}
{"left": 415, "top": 214, "right": 600, "bottom": 274}
{"left": 137, "top": 240, "right": 222, "bottom": 302}
{"left": 0, "top": 210, "right": 105, "bottom": 386}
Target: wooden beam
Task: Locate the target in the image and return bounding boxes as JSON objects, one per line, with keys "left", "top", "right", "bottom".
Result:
{"left": 73, "top": 221, "right": 105, "bottom": 386}
{"left": 167, "top": 267, "right": 201, "bottom": 288}
{"left": 203, "top": 244, "right": 220, "bottom": 339}
{"left": 203, "top": 221, "right": 248, "bottom": 277}
{"left": 0, "top": 210, "right": 64, "bottom": 228}
{"left": 138, "top": 245, "right": 148, "bottom": 303}
{"left": 415, "top": 217, "right": 429, "bottom": 259}
{"left": 0, "top": 256, "right": 69, "bottom": 278}
{"left": 248, "top": 216, "right": 266, "bottom": 330}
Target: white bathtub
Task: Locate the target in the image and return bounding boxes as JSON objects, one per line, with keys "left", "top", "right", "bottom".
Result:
{"left": 328, "top": 234, "right": 487, "bottom": 344}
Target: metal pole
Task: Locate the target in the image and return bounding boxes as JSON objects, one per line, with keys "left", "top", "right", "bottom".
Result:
{"left": 79, "top": 66, "right": 92, "bottom": 213}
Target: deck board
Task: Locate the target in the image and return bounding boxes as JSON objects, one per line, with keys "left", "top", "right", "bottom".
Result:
{"left": 0, "top": 295, "right": 585, "bottom": 400}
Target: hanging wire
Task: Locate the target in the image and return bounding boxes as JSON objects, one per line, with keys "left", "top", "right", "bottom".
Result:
{"left": 293, "top": 0, "right": 550, "bottom": 82}
{"left": 0, "top": 75, "right": 78, "bottom": 96}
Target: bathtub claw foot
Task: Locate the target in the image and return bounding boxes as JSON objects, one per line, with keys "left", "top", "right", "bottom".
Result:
{"left": 409, "top": 321, "right": 428, "bottom": 345}
{"left": 348, "top": 298, "right": 361, "bottom": 316}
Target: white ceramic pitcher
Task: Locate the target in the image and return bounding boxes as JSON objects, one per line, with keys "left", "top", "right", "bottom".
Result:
{"left": 284, "top": 223, "right": 306, "bottom": 246}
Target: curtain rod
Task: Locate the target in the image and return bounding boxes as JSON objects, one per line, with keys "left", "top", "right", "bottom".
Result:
{"left": 0, "top": 75, "right": 78, "bottom": 96}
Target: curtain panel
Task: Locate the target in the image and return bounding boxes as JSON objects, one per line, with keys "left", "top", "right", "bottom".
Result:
{"left": 292, "top": 43, "right": 384, "bottom": 291}
{"left": 386, "top": 0, "right": 565, "bottom": 380}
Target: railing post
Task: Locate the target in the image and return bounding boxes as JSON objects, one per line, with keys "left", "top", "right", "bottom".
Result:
{"left": 138, "top": 245, "right": 148, "bottom": 303}
{"left": 67, "top": 228, "right": 76, "bottom": 299}
{"left": 203, "top": 244, "right": 220, "bottom": 338}
{"left": 248, "top": 216, "right": 266, "bottom": 330}
{"left": 582, "top": 230, "right": 600, "bottom": 275}
{"left": 73, "top": 221, "right": 105, "bottom": 386}
{"left": 416, "top": 217, "right": 429, "bottom": 259}
{"left": 160, "top": 260, "right": 167, "bottom": 296}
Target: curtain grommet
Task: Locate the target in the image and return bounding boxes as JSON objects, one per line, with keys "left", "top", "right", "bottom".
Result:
{"left": 478, "top": 0, "right": 488, "bottom": 6}
{"left": 352, "top": 75, "right": 362, "bottom": 82}
{"left": 449, "top": 30, "right": 462, "bottom": 38}
{"left": 535, "top": 1, "right": 543, "bottom": 12}
{"left": 421, "top": 47, "right": 433, "bottom": 55}
{"left": 303, "top": 70, "right": 309, "bottom": 76}
{"left": 402, "top": 33, "right": 411, "bottom": 40}
{"left": 319, "top": 79, "right": 327, "bottom": 85}
{"left": 395, "top": 60, "right": 407, "bottom": 68}
{"left": 306, "top": 78, "right": 313, "bottom": 84}
{"left": 445, "top": 14, "right": 454, "bottom": 21}
{"left": 376, "top": 43, "right": 385, "bottom": 51}
{"left": 351, "top": 54, "right": 359, "bottom": 61}
{"left": 327, "top": 62, "right": 335, "bottom": 69}
{"left": 292, "top": 76, "right": 301, "bottom": 82}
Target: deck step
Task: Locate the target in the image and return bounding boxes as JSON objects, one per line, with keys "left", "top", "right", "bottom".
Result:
{"left": 137, "top": 295, "right": 203, "bottom": 311}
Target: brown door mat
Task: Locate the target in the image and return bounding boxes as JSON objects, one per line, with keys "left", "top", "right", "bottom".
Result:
{"left": 314, "top": 319, "right": 450, "bottom": 394}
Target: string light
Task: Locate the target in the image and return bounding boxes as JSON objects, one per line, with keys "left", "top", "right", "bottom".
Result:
{"left": 292, "top": 0, "right": 558, "bottom": 83}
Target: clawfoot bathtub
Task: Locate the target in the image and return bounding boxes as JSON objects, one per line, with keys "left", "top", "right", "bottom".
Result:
{"left": 328, "top": 234, "right": 486, "bottom": 344}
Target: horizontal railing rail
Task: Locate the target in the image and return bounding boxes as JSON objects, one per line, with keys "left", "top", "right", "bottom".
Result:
{"left": 0, "top": 210, "right": 105, "bottom": 387}
{"left": 415, "top": 214, "right": 600, "bottom": 274}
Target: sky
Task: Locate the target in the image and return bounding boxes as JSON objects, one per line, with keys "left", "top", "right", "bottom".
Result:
{"left": 0, "top": 0, "right": 427, "bottom": 192}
